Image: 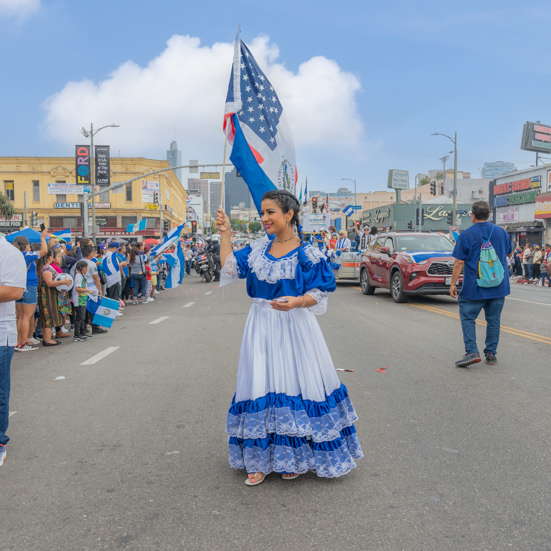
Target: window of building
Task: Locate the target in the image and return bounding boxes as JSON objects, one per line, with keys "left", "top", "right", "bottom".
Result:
{"left": 122, "top": 216, "right": 137, "bottom": 228}
{"left": 105, "top": 216, "right": 117, "bottom": 228}
{"left": 49, "top": 217, "right": 63, "bottom": 228}
{"left": 126, "top": 183, "right": 132, "bottom": 202}
{"left": 99, "top": 190, "right": 110, "bottom": 202}
{"left": 146, "top": 217, "right": 160, "bottom": 229}
{"left": 56, "top": 194, "right": 67, "bottom": 202}
{"left": 4, "top": 181, "right": 14, "bottom": 201}
{"left": 33, "top": 181, "right": 40, "bottom": 202}
{"left": 62, "top": 217, "right": 80, "bottom": 229}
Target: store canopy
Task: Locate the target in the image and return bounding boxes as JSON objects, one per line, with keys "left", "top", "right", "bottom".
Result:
{"left": 4, "top": 227, "right": 42, "bottom": 243}
{"left": 500, "top": 220, "right": 544, "bottom": 232}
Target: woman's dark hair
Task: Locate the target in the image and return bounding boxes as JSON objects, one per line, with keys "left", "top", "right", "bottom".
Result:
{"left": 261, "top": 190, "right": 301, "bottom": 230}
{"left": 13, "top": 236, "right": 29, "bottom": 251}
{"left": 81, "top": 244, "right": 94, "bottom": 257}
{"left": 75, "top": 260, "right": 88, "bottom": 274}
{"left": 369, "top": 226, "right": 378, "bottom": 235}
{"left": 129, "top": 246, "right": 140, "bottom": 264}
{"left": 36, "top": 249, "right": 54, "bottom": 284}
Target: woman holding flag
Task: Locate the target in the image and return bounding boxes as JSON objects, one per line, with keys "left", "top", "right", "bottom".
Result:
{"left": 216, "top": 190, "right": 363, "bottom": 486}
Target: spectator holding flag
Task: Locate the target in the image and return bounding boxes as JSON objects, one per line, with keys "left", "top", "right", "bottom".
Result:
{"left": 103, "top": 242, "right": 123, "bottom": 302}
{"left": 129, "top": 243, "right": 148, "bottom": 304}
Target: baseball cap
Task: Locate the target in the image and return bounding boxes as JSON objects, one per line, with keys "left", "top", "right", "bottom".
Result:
{"left": 109, "top": 241, "right": 119, "bottom": 248}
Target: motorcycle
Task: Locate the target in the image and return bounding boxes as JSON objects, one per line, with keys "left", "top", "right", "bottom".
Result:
{"left": 194, "top": 251, "right": 216, "bottom": 282}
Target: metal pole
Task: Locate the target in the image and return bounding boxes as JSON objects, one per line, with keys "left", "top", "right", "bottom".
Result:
{"left": 90, "top": 123, "right": 97, "bottom": 245}
{"left": 24, "top": 191, "right": 27, "bottom": 226}
{"left": 414, "top": 174, "right": 418, "bottom": 202}
{"left": 418, "top": 193, "right": 422, "bottom": 232}
{"left": 220, "top": 121, "right": 230, "bottom": 210}
{"left": 453, "top": 131, "right": 457, "bottom": 226}
{"left": 159, "top": 172, "right": 163, "bottom": 238}
{"left": 83, "top": 191, "right": 89, "bottom": 237}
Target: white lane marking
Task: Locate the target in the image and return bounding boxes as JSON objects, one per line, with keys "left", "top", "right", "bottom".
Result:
{"left": 9, "top": 411, "right": 16, "bottom": 417}
{"left": 204, "top": 291, "right": 212, "bottom": 296}
{"left": 183, "top": 302, "right": 195, "bottom": 308}
{"left": 81, "top": 346, "right": 120, "bottom": 366}
{"left": 149, "top": 316, "right": 169, "bottom": 325}
{"left": 507, "top": 297, "right": 551, "bottom": 306}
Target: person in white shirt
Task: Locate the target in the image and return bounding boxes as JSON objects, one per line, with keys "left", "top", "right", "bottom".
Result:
{"left": 0, "top": 236, "right": 27, "bottom": 466}
{"left": 335, "top": 230, "right": 351, "bottom": 252}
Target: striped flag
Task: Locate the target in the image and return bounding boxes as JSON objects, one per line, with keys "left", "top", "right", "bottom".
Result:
{"left": 102, "top": 251, "right": 121, "bottom": 288}
{"left": 164, "top": 244, "right": 185, "bottom": 289}
{"left": 150, "top": 222, "right": 185, "bottom": 256}
{"left": 126, "top": 219, "right": 147, "bottom": 233}
{"left": 52, "top": 229, "right": 71, "bottom": 241}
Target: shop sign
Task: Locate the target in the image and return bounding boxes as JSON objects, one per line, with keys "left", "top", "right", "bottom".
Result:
{"left": 535, "top": 192, "right": 551, "bottom": 219}
{"left": 547, "top": 170, "right": 551, "bottom": 192}
{"left": 521, "top": 121, "right": 551, "bottom": 154}
{"left": 493, "top": 175, "right": 540, "bottom": 196}
{"left": 493, "top": 189, "right": 539, "bottom": 208}
{"left": 497, "top": 207, "right": 519, "bottom": 223}
{"left": 145, "top": 204, "right": 159, "bottom": 210}
{"left": 0, "top": 214, "right": 23, "bottom": 230}
{"left": 95, "top": 145, "right": 110, "bottom": 186}
{"left": 48, "top": 183, "right": 85, "bottom": 195}
{"left": 142, "top": 180, "right": 159, "bottom": 202}
{"left": 423, "top": 205, "right": 471, "bottom": 221}
{"left": 387, "top": 169, "right": 409, "bottom": 190}
{"left": 55, "top": 202, "right": 111, "bottom": 209}
{"left": 75, "top": 145, "right": 91, "bottom": 186}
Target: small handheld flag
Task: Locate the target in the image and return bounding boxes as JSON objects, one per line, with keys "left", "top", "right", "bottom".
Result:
{"left": 342, "top": 205, "right": 355, "bottom": 217}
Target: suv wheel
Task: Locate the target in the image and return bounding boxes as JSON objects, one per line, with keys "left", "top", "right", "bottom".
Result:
{"left": 391, "top": 271, "right": 407, "bottom": 303}
{"left": 361, "top": 268, "right": 375, "bottom": 295}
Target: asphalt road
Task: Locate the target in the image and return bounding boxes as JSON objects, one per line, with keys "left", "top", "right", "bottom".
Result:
{"left": 3, "top": 276, "right": 551, "bottom": 550}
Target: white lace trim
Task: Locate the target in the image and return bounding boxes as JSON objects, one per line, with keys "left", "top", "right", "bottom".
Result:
{"left": 220, "top": 253, "right": 239, "bottom": 287}
{"left": 305, "top": 288, "right": 328, "bottom": 315}
{"left": 248, "top": 236, "right": 323, "bottom": 284}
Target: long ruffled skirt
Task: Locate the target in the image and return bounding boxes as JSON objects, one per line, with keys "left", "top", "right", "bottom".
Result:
{"left": 227, "top": 298, "right": 363, "bottom": 478}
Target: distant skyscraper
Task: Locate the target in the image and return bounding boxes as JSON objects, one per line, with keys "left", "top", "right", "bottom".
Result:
{"left": 224, "top": 168, "right": 254, "bottom": 210}
{"left": 167, "top": 141, "right": 182, "bottom": 186}
{"left": 481, "top": 161, "right": 516, "bottom": 179}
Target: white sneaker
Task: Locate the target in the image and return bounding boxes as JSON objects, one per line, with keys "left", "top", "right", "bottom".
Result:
{"left": 148, "top": 297, "right": 155, "bottom": 302}
{"left": 27, "top": 337, "right": 40, "bottom": 345}
{"left": 154, "top": 290, "right": 160, "bottom": 295}
{"left": 0, "top": 445, "right": 6, "bottom": 467}
{"left": 116, "top": 311, "right": 124, "bottom": 316}
{"left": 60, "top": 326, "right": 69, "bottom": 334}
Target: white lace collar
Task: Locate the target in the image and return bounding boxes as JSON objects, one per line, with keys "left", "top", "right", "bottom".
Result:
{"left": 248, "top": 236, "right": 324, "bottom": 284}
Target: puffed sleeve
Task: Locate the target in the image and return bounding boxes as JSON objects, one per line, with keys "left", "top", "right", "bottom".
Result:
{"left": 297, "top": 246, "right": 336, "bottom": 314}
{"left": 220, "top": 245, "right": 251, "bottom": 286}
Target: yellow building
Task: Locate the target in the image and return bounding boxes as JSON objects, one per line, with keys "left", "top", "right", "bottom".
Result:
{"left": 0, "top": 156, "right": 187, "bottom": 240}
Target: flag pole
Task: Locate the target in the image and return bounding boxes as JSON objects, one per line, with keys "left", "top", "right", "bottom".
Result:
{"left": 220, "top": 119, "right": 230, "bottom": 211}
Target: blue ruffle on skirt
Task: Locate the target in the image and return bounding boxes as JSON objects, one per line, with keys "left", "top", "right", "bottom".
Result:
{"left": 226, "top": 384, "right": 363, "bottom": 478}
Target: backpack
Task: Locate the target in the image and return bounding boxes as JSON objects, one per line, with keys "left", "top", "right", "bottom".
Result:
{"left": 469, "top": 226, "right": 505, "bottom": 288}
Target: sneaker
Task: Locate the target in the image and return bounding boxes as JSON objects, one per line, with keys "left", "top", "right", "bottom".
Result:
{"left": 92, "top": 327, "right": 108, "bottom": 334}
{"left": 80, "top": 335, "right": 89, "bottom": 341}
{"left": 15, "top": 343, "right": 38, "bottom": 352}
{"left": 0, "top": 445, "right": 6, "bottom": 467}
{"left": 70, "top": 324, "right": 74, "bottom": 331}
{"left": 147, "top": 297, "right": 155, "bottom": 302}
{"left": 141, "top": 299, "right": 149, "bottom": 304}
{"left": 85, "top": 332, "right": 93, "bottom": 338}
{"left": 33, "top": 334, "right": 43, "bottom": 341}
{"left": 154, "top": 290, "right": 160, "bottom": 295}
{"left": 485, "top": 352, "right": 497, "bottom": 365}
{"left": 27, "top": 337, "right": 40, "bottom": 345}
{"left": 455, "top": 352, "right": 481, "bottom": 368}
{"left": 73, "top": 336, "right": 84, "bottom": 342}
{"left": 116, "top": 311, "right": 124, "bottom": 316}
{"left": 131, "top": 300, "right": 139, "bottom": 305}
{"left": 60, "top": 326, "right": 69, "bottom": 334}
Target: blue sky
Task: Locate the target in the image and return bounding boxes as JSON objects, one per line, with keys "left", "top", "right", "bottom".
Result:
{"left": 1, "top": 0, "right": 550, "bottom": 193}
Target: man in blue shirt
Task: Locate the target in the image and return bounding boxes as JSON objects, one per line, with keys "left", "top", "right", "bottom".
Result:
{"left": 449, "top": 201, "right": 513, "bottom": 367}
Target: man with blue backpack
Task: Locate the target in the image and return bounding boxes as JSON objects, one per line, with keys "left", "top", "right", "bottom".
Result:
{"left": 449, "top": 201, "right": 513, "bottom": 368}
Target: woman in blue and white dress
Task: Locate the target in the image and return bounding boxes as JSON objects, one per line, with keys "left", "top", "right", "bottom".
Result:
{"left": 216, "top": 190, "right": 363, "bottom": 486}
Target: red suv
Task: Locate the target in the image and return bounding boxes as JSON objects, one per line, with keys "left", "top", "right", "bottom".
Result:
{"left": 359, "top": 232, "right": 462, "bottom": 303}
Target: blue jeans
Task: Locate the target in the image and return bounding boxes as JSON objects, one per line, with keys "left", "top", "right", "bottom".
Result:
{"left": 458, "top": 295, "right": 506, "bottom": 355}
{"left": 525, "top": 264, "right": 533, "bottom": 279}
{"left": 542, "top": 272, "right": 551, "bottom": 287}
{"left": 0, "top": 345, "right": 14, "bottom": 446}
{"left": 132, "top": 273, "right": 147, "bottom": 299}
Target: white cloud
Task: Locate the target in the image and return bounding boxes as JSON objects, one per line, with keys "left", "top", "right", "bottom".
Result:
{"left": 0, "top": 0, "right": 40, "bottom": 18}
{"left": 43, "top": 34, "right": 363, "bottom": 164}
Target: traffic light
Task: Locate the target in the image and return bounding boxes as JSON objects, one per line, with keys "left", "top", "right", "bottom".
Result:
{"left": 355, "top": 220, "right": 360, "bottom": 228}
{"left": 446, "top": 211, "right": 453, "bottom": 225}
{"left": 30, "top": 211, "right": 37, "bottom": 227}
{"left": 163, "top": 219, "right": 170, "bottom": 232}
{"left": 312, "top": 197, "right": 318, "bottom": 213}
{"left": 407, "top": 221, "right": 413, "bottom": 230}
{"left": 153, "top": 192, "right": 159, "bottom": 204}
{"left": 191, "top": 220, "right": 197, "bottom": 233}
{"left": 430, "top": 181, "right": 436, "bottom": 196}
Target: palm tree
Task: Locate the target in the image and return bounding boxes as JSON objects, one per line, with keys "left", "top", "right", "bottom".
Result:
{"left": 419, "top": 177, "right": 431, "bottom": 187}
{"left": 0, "top": 192, "right": 15, "bottom": 219}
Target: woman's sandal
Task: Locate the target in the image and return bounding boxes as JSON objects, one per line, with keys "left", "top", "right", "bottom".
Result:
{"left": 281, "top": 473, "right": 300, "bottom": 480}
{"left": 245, "top": 472, "right": 266, "bottom": 486}
{"left": 43, "top": 340, "right": 61, "bottom": 347}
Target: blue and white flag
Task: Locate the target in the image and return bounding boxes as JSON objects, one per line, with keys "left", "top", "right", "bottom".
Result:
{"left": 91, "top": 296, "right": 120, "bottom": 328}
{"left": 164, "top": 244, "right": 185, "bottom": 289}
{"left": 150, "top": 222, "right": 185, "bottom": 256}
{"left": 102, "top": 251, "right": 121, "bottom": 288}
{"left": 126, "top": 219, "right": 147, "bottom": 233}
{"left": 342, "top": 205, "right": 355, "bottom": 217}
{"left": 52, "top": 229, "right": 71, "bottom": 241}
{"left": 224, "top": 32, "right": 297, "bottom": 214}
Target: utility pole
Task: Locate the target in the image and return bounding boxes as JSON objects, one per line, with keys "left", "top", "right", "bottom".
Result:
{"left": 23, "top": 191, "right": 27, "bottom": 226}
{"left": 158, "top": 172, "right": 163, "bottom": 238}
{"left": 432, "top": 131, "right": 458, "bottom": 227}
{"left": 440, "top": 155, "right": 449, "bottom": 195}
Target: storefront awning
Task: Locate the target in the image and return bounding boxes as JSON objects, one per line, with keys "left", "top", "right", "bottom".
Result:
{"left": 500, "top": 220, "right": 545, "bottom": 232}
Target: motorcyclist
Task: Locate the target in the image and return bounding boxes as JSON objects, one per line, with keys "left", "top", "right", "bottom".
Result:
{"left": 206, "top": 239, "right": 221, "bottom": 281}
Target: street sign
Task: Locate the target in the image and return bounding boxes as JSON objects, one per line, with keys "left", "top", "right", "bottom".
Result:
{"left": 351, "top": 205, "right": 362, "bottom": 210}
{"left": 200, "top": 172, "right": 220, "bottom": 179}
{"left": 450, "top": 226, "right": 459, "bottom": 233}
{"left": 456, "top": 210, "right": 468, "bottom": 215}
{"left": 455, "top": 218, "right": 462, "bottom": 226}
{"left": 388, "top": 169, "right": 409, "bottom": 190}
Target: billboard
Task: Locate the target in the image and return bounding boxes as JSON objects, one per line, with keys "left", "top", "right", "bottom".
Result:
{"left": 388, "top": 169, "right": 409, "bottom": 190}
{"left": 142, "top": 180, "right": 160, "bottom": 203}
{"left": 186, "top": 193, "right": 203, "bottom": 222}
{"left": 75, "top": 145, "right": 91, "bottom": 186}
{"left": 95, "top": 145, "right": 110, "bottom": 186}
{"left": 47, "top": 183, "right": 85, "bottom": 195}
{"left": 535, "top": 192, "right": 551, "bottom": 219}
{"left": 521, "top": 121, "right": 551, "bottom": 154}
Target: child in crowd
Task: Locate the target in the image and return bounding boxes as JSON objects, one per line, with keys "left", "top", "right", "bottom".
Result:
{"left": 145, "top": 258, "right": 154, "bottom": 302}
{"left": 72, "top": 261, "right": 93, "bottom": 342}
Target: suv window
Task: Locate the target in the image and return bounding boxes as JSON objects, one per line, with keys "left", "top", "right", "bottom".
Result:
{"left": 384, "top": 237, "right": 394, "bottom": 253}
{"left": 371, "top": 237, "right": 385, "bottom": 252}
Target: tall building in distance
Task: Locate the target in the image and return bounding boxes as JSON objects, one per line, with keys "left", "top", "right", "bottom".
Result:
{"left": 166, "top": 141, "right": 182, "bottom": 186}
{"left": 224, "top": 168, "right": 254, "bottom": 210}
{"left": 481, "top": 161, "right": 516, "bottom": 179}
{"left": 187, "top": 178, "right": 222, "bottom": 218}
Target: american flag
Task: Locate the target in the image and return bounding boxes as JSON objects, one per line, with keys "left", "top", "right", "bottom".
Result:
{"left": 227, "top": 42, "right": 282, "bottom": 152}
